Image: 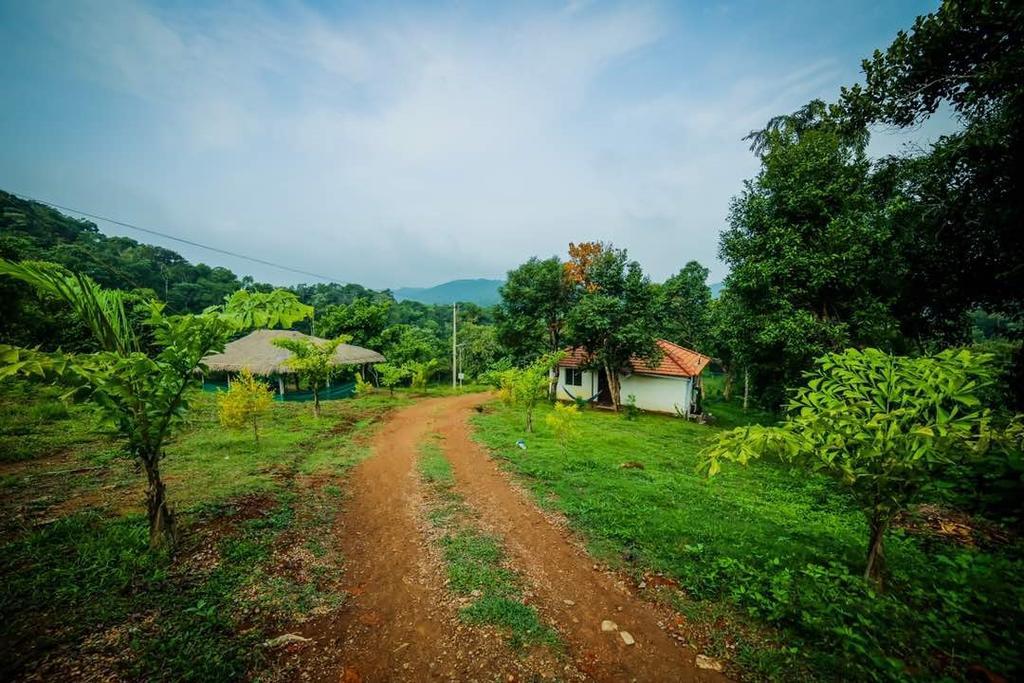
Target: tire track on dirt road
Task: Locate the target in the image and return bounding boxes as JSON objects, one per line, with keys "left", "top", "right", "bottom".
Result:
{"left": 285, "top": 396, "right": 562, "bottom": 682}
{"left": 434, "top": 394, "right": 730, "bottom": 683}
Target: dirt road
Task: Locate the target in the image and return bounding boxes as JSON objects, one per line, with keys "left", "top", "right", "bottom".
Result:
{"left": 287, "top": 394, "right": 726, "bottom": 682}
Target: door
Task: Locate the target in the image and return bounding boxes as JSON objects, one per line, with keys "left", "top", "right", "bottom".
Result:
{"left": 596, "top": 369, "right": 612, "bottom": 406}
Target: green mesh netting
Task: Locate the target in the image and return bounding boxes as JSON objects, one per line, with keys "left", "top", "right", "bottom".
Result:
{"left": 202, "top": 380, "right": 355, "bottom": 402}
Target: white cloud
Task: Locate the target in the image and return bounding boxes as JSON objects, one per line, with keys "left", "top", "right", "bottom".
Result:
{"left": 3, "top": 1, "right": 943, "bottom": 288}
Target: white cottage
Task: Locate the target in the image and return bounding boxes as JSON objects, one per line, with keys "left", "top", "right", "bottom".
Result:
{"left": 556, "top": 339, "right": 711, "bottom": 415}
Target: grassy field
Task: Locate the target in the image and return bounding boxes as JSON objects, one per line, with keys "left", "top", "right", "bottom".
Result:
{"left": 472, "top": 399, "right": 1024, "bottom": 681}
{"left": 0, "top": 381, "right": 404, "bottom": 681}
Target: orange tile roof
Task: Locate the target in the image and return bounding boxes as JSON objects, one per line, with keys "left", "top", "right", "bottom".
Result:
{"left": 558, "top": 339, "right": 711, "bottom": 378}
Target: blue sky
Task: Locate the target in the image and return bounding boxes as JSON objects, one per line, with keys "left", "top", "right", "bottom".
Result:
{"left": 0, "top": 0, "right": 947, "bottom": 288}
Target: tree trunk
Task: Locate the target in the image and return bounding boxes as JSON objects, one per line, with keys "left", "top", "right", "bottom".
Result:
{"left": 742, "top": 367, "right": 750, "bottom": 411}
{"left": 722, "top": 367, "right": 734, "bottom": 401}
{"left": 548, "top": 368, "right": 558, "bottom": 401}
{"left": 313, "top": 385, "right": 321, "bottom": 418}
{"left": 604, "top": 363, "right": 621, "bottom": 411}
{"left": 252, "top": 415, "right": 259, "bottom": 445}
{"left": 144, "top": 455, "right": 176, "bottom": 550}
{"left": 864, "top": 515, "right": 888, "bottom": 586}
{"left": 525, "top": 406, "right": 533, "bottom": 433}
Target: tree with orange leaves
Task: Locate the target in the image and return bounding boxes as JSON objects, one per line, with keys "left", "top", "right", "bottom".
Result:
{"left": 564, "top": 241, "right": 605, "bottom": 292}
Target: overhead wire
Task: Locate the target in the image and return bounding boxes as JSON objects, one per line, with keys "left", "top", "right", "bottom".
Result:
{"left": 6, "top": 191, "right": 347, "bottom": 283}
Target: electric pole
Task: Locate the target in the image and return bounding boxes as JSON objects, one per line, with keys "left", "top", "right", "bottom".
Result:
{"left": 452, "top": 302, "right": 458, "bottom": 388}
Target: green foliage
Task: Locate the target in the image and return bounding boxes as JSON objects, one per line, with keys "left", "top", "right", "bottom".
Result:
{"left": 565, "top": 243, "right": 660, "bottom": 409}
{"left": 495, "top": 256, "right": 571, "bottom": 365}
{"left": 654, "top": 261, "right": 712, "bottom": 350}
{"left": 474, "top": 398, "right": 1024, "bottom": 681}
{"left": 496, "top": 352, "right": 564, "bottom": 432}
{"left": 0, "top": 259, "right": 308, "bottom": 547}
{"left": 316, "top": 297, "right": 391, "bottom": 346}
{"left": 375, "top": 362, "right": 410, "bottom": 396}
{"left": 217, "top": 368, "right": 274, "bottom": 444}
{"left": 406, "top": 358, "right": 441, "bottom": 391}
{"left": 544, "top": 401, "right": 581, "bottom": 450}
{"left": 705, "top": 347, "right": 1000, "bottom": 581}
{"left": 622, "top": 393, "right": 640, "bottom": 421}
{"left": 273, "top": 335, "right": 348, "bottom": 417}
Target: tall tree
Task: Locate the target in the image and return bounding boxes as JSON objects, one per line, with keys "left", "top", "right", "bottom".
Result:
{"left": 565, "top": 243, "right": 659, "bottom": 410}
{"left": 840, "top": 0, "right": 1024, "bottom": 403}
{"left": 655, "top": 261, "right": 712, "bottom": 351}
{"left": 720, "top": 102, "right": 902, "bottom": 408}
{"left": 496, "top": 257, "right": 571, "bottom": 365}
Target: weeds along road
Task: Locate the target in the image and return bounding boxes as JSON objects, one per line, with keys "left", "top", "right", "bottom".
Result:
{"left": 284, "top": 393, "right": 727, "bottom": 683}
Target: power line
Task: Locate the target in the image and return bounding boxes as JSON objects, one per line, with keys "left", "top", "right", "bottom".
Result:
{"left": 7, "top": 191, "right": 347, "bottom": 283}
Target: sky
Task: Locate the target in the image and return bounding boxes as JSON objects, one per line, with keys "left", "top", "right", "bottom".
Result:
{"left": 0, "top": 0, "right": 949, "bottom": 289}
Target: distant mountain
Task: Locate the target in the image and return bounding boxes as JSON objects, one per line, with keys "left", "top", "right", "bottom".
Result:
{"left": 394, "top": 278, "right": 503, "bottom": 307}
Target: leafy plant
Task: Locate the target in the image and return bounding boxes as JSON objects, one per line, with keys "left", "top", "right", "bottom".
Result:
{"left": 272, "top": 336, "right": 348, "bottom": 417}
{"left": 0, "top": 259, "right": 311, "bottom": 548}
{"left": 375, "top": 363, "right": 410, "bottom": 396}
{"left": 623, "top": 393, "right": 640, "bottom": 421}
{"left": 353, "top": 372, "right": 374, "bottom": 396}
{"left": 704, "top": 347, "right": 1001, "bottom": 583}
{"left": 497, "top": 352, "right": 564, "bottom": 433}
{"left": 407, "top": 358, "right": 441, "bottom": 392}
{"left": 544, "top": 401, "right": 580, "bottom": 452}
{"left": 217, "top": 368, "right": 274, "bottom": 445}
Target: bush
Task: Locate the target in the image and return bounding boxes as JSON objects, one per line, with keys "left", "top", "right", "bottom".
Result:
{"left": 217, "top": 368, "right": 274, "bottom": 445}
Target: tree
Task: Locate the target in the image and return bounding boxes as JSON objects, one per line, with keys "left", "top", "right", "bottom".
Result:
{"left": 720, "top": 101, "right": 902, "bottom": 408}
{"left": 457, "top": 321, "right": 501, "bottom": 381}
{"left": 655, "top": 261, "right": 712, "bottom": 351}
{"left": 317, "top": 298, "right": 391, "bottom": 346}
{"left": 496, "top": 257, "right": 572, "bottom": 374}
{"left": 407, "top": 358, "right": 441, "bottom": 392}
{"left": 497, "top": 353, "right": 564, "bottom": 432}
{"left": 703, "top": 347, "right": 998, "bottom": 584}
{"left": 0, "top": 259, "right": 311, "bottom": 549}
{"left": 839, "top": 0, "right": 1024, "bottom": 405}
{"left": 217, "top": 367, "right": 274, "bottom": 445}
{"left": 565, "top": 243, "right": 660, "bottom": 410}
{"left": 376, "top": 362, "right": 410, "bottom": 396}
{"left": 272, "top": 336, "right": 348, "bottom": 418}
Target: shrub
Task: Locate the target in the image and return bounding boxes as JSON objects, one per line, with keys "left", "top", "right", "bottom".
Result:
{"left": 217, "top": 368, "right": 274, "bottom": 445}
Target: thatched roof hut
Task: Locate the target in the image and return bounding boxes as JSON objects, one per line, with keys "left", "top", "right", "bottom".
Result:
{"left": 203, "top": 329, "right": 385, "bottom": 376}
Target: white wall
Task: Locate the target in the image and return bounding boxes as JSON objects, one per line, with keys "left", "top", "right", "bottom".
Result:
{"left": 556, "top": 367, "right": 597, "bottom": 402}
{"left": 619, "top": 374, "right": 691, "bottom": 415}
{"left": 556, "top": 366, "right": 692, "bottom": 415}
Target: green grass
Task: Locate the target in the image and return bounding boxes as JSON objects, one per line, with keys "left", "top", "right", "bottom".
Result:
{"left": 0, "top": 381, "right": 396, "bottom": 681}
{"left": 472, "top": 398, "right": 1024, "bottom": 681}
{"left": 417, "top": 439, "right": 558, "bottom": 649}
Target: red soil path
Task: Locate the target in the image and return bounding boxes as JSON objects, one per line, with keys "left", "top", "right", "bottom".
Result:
{"left": 286, "top": 394, "right": 727, "bottom": 682}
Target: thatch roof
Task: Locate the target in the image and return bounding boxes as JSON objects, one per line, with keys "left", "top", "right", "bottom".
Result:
{"left": 203, "top": 329, "right": 385, "bottom": 375}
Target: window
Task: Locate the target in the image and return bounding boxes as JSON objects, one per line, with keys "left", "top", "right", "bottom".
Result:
{"left": 564, "top": 367, "right": 583, "bottom": 387}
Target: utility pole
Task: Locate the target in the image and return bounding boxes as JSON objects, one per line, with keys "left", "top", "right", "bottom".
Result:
{"left": 452, "top": 303, "right": 458, "bottom": 388}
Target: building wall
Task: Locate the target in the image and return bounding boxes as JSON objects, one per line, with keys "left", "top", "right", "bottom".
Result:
{"left": 556, "top": 365, "right": 692, "bottom": 414}
{"left": 556, "top": 367, "right": 597, "bottom": 402}
{"left": 620, "top": 373, "right": 691, "bottom": 414}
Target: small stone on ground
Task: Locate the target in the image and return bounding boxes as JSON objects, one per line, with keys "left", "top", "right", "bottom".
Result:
{"left": 620, "top": 631, "right": 635, "bottom": 646}
{"left": 601, "top": 620, "right": 618, "bottom": 632}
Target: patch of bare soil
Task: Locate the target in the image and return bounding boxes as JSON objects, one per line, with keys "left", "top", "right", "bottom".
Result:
{"left": 278, "top": 398, "right": 567, "bottom": 682}
{"left": 434, "top": 393, "right": 730, "bottom": 682}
